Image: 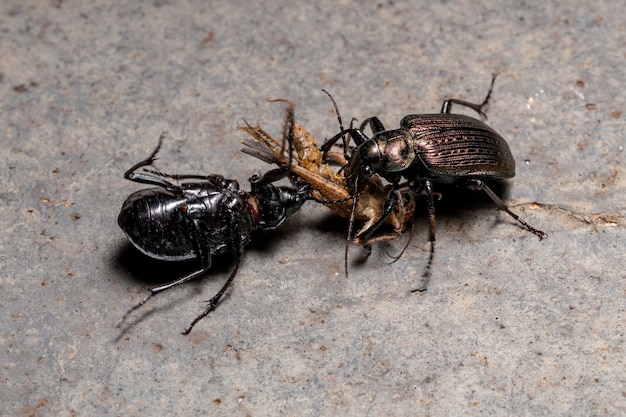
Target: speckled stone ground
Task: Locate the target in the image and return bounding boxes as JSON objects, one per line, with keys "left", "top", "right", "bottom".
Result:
{"left": 1, "top": 1, "right": 624, "bottom": 416}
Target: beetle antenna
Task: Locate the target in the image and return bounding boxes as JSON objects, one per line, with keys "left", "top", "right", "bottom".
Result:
{"left": 322, "top": 89, "right": 350, "bottom": 159}
{"left": 384, "top": 221, "right": 414, "bottom": 263}
{"left": 344, "top": 173, "right": 362, "bottom": 278}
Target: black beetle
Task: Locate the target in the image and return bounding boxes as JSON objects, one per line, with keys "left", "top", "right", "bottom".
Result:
{"left": 322, "top": 75, "right": 546, "bottom": 278}
{"left": 118, "top": 133, "right": 310, "bottom": 334}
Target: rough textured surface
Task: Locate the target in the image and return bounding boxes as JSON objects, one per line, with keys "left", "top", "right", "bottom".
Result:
{"left": 1, "top": 1, "right": 624, "bottom": 416}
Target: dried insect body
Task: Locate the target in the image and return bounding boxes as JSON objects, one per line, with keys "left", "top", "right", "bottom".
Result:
{"left": 118, "top": 133, "right": 310, "bottom": 334}
{"left": 240, "top": 99, "right": 415, "bottom": 246}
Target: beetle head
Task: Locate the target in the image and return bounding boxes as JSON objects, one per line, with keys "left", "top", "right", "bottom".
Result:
{"left": 257, "top": 183, "right": 310, "bottom": 230}
{"left": 346, "top": 130, "right": 415, "bottom": 188}
{"left": 345, "top": 140, "right": 382, "bottom": 191}
{"left": 279, "top": 183, "right": 310, "bottom": 218}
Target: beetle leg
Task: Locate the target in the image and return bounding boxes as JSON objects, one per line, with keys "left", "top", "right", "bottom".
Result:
{"left": 359, "top": 116, "right": 386, "bottom": 135}
{"left": 125, "top": 170, "right": 179, "bottom": 189}
{"left": 125, "top": 133, "right": 229, "bottom": 186}
{"left": 157, "top": 173, "right": 227, "bottom": 182}
{"left": 250, "top": 167, "right": 290, "bottom": 188}
{"left": 182, "top": 258, "right": 240, "bottom": 335}
{"left": 124, "top": 133, "right": 180, "bottom": 189}
{"left": 183, "top": 216, "right": 244, "bottom": 334}
{"left": 440, "top": 73, "right": 498, "bottom": 119}
{"left": 321, "top": 127, "right": 371, "bottom": 161}
{"left": 320, "top": 129, "right": 350, "bottom": 160}
{"left": 470, "top": 179, "right": 547, "bottom": 240}
{"left": 386, "top": 221, "right": 414, "bottom": 263}
{"left": 348, "top": 128, "right": 372, "bottom": 147}
{"left": 418, "top": 179, "right": 436, "bottom": 281}
{"left": 320, "top": 130, "right": 342, "bottom": 155}
{"left": 124, "top": 134, "right": 226, "bottom": 190}
{"left": 422, "top": 180, "right": 437, "bottom": 244}
{"left": 120, "top": 219, "right": 212, "bottom": 326}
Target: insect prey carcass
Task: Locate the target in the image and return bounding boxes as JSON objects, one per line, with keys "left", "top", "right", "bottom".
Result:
{"left": 240, "top": 99, "right": 416, "bottom": 266}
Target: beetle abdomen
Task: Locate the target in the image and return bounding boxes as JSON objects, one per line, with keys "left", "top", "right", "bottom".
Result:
{"left": 401, "top": 114, "right": 515, "bottom": 179}
{"left": 118, "top": 188, "right": 198, "bottom": 260}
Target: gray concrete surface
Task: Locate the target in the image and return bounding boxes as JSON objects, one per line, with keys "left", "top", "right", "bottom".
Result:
{"left": 1, "top": 1, "right": 624, "bottom": 416}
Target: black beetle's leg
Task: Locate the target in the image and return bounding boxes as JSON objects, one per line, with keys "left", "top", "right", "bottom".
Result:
{"left": 183, "top": 216, "right": 243, "bottom": 334}
{"left": 359, "top": 117, "right": 386, "bottom": 135}
{"left": 322, "top": 152, "right": 347, "bottom": 167}
{"left": 322, "top": 127, "right": 370, "bottom": 162}
{"left": 158, "top": 173, "right": 226, "bottom": 182}
{"left": 124, "top": 133, "right": 179, "bottom": 189}
{"left": 182, "top": 257, "right": 240, "bottom": 335}
{"left": 119, "top": 219, "right": 212, "bottom": 326}
{"left": 124, "top": 133, "right": 164, "bottom": 177}
{"left": 471, "top": 179, "right": 547, "bottom": 240}
{"left": 120, "top": 264, "right": 209, "bottom": 324}
{"left": 125, "top": 134, "right": 228, "bottom": 189}
{"left": 125, "top": 170, "right": 178, "bottom": 189}
{"left": 423, "top": 179, "right": 437, "bottom": 247}
{"left": 441, "top": 73, "right": 498, "bottom": 119}
{"left": 250, "top": 168, "right": 290, "bottom": 189}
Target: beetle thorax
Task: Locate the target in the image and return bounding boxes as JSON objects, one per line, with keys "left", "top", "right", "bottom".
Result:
{"left": 378, "top": 133, "right": 415, "bottom": 172}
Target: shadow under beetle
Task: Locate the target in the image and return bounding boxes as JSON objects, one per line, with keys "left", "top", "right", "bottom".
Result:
{"left": 118, "top": 133, "right": 310, "bottom": 334}
{"left": 322, "top": 74, "right": 546, "bottom": 280}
